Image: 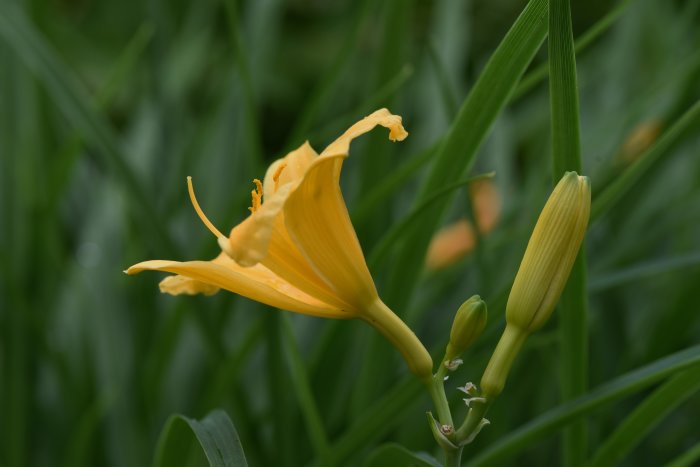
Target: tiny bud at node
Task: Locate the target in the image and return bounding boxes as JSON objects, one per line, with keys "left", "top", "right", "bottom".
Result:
{"left": 444, "top": 295, "right": 487, "bottom": 361}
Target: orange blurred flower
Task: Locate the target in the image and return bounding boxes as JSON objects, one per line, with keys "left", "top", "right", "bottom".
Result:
{"left": 426, "top": 180, "right": 502, "bottom": 270}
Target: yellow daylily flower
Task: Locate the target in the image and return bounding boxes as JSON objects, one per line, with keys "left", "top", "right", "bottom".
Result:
{"left": 127, "top": 109, "right": 433, "bottom": 380}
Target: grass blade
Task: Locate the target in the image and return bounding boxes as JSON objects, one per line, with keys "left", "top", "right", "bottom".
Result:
{"left": 589, "top": 251, "right": 700, "bottom": 292}
{"left": 548, "top": 0, "right": 586, "bottom": 464}
{"left": 152, "top": 410, "right": 249, "bottom": 467}
{"left": 512, "top": 0, "right": 633, "bottom": 101}
{"left": 588, "top": 367, "right": 700, "bottom": 467}
{"left": 351, "top": 139, "right": 439, "bottom": 226}
{"left": 386, "top": 0, "right": 549, "bottom": 320}
{"left": 665, "top": 442, "right": 700, "bottom": 467}
{"left": 466, "top": 344, "right": 700, "bottom": 466}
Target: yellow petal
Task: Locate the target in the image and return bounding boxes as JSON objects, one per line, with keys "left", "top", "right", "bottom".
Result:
{"left": 126, "top": 255, "right": 347, "bottom": 319}
{"left": 227, "top": 182, "right": 295, "bottom": 267}
{"left": 284, "top": 154, "right": 377, "bottom": 310}
{"left": 228, "top": 142, "right": 320, "bottom": 267}
{"left": 320, "top": 108, "right": 408, "bottom": 158}
{"left": 263, "top": 141, "right": 318, "bottom": 198}
{"left": 264, "top": 216, "right": 355, "bottom": 311}
{"left": 159, "top": 275, "right": 220, "bottom": 296}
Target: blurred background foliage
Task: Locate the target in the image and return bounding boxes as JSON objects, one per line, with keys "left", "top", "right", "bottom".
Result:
{"left": 1, "top": 0, "right": 699, "bottom": 465}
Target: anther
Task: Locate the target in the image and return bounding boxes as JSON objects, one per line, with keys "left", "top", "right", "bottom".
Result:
{"left": 249, "top": 179, "right": 263, "bottom": 213}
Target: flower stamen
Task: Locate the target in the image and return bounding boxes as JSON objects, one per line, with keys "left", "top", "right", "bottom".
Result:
{"left": 187, "top": 176, "right": 226, "bottom": 239}
{"left": 249, "top": 179, "right": 263, "bottom": 213}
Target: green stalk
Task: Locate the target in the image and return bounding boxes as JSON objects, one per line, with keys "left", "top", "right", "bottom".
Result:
{"left": 445, "top": 448, "right": 463, "bottom": 467}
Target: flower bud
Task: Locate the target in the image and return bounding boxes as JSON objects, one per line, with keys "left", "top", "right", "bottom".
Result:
{"left": 480, "top": 172, "right": 590, "bottom": 400}
{"left": 506, "top": 172, "right": 590, "bottom": 333}
{"left": 444, "top": 295, "right": 487, "bottom": 362}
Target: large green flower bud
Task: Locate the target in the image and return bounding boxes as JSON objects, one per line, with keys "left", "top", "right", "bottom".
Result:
{"left": 506, "top": 172, "right": 590, "bottom": 333}
{"left": 481, "top": 172, "right": 590, "bottom": 399}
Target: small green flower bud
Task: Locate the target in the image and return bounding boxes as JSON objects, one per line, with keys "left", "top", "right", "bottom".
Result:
{"left": 506, "top": 172, "right": 590, "bottom": 333}
{"left": 445, "top": 295, "right": 487, "bottom": 362}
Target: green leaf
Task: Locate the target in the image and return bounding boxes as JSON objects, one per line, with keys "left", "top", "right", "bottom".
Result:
{"left": 466, "top": 344, "right": 700, "bottom": 466}
{"left": 665, "top": 442, "right": 700, "bottom": 467}
{"left": 386, "top": 0, "right": 549, "bottom": 320}
{"left": 587, "top": 367, "right": 700, "bottom": 467}
{"left": 549, "top": 0, "right": 582, "bottom": 178}
{"left": 352, "top": 140, "right": 439, "bottom": 226}
{"left": 512, "top": 0, "right": 634, "bottom": 101}
{"left": 589, "top": 251, "right": 700, "bottom": 292}
{"left": 152, "top": 410, "right": 248, "bottom": 467}
{"left": 364, "top": 443, "right": 442, "bottom": 467}
{"left": 548, "top": 0, "right": 586, "bottom": 465}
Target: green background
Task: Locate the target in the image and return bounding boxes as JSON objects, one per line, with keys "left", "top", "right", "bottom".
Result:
{"left": 1, "top": 0, "right": 699, "bottom": 465}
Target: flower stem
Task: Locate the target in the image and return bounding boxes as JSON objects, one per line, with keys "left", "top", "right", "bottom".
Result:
{"left": 456, "top": 398, "right": 490, "bottom": 440}
{"left": 428, "top": 371, "right": 453, "bottom": 427}
{"left": 364, "top": 299, "right": 433, "bottom": 381}
{"left": 445, "top": 446, "right": 463, "bottom": 467}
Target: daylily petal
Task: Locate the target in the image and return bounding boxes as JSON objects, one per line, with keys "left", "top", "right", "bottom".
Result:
{"left": 279, "top": 110, "right": 408, "bottom": 310}
{"left": 228, "top": 142, "right": 319, "bottom": 268}
{"left": 126, "top": 255, "right": 347, "bottom": 319}
{"left": 226, "top": 178, "right": 352, "bottom": 309}
{"left": 227, "top": 182, "right": 295, "bottom": 267}
{"left": 263, "top": 216, "right": 355, "bottom": 311}
{"left": 159, "top": 275, "right": 220, "bottom": 296}
{"left": 263, "top": 141, "right": 318, "bottom": 198}
{"left": 320, "top": 108, "right": 408, "bottom": 158}
{"left": 284, "top": 154, "right": 377, "bottom": 310}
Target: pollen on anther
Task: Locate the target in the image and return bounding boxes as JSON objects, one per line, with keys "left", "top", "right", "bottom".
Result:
{"left": 249, "top": 179, "right": 263, "bottom": 213}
